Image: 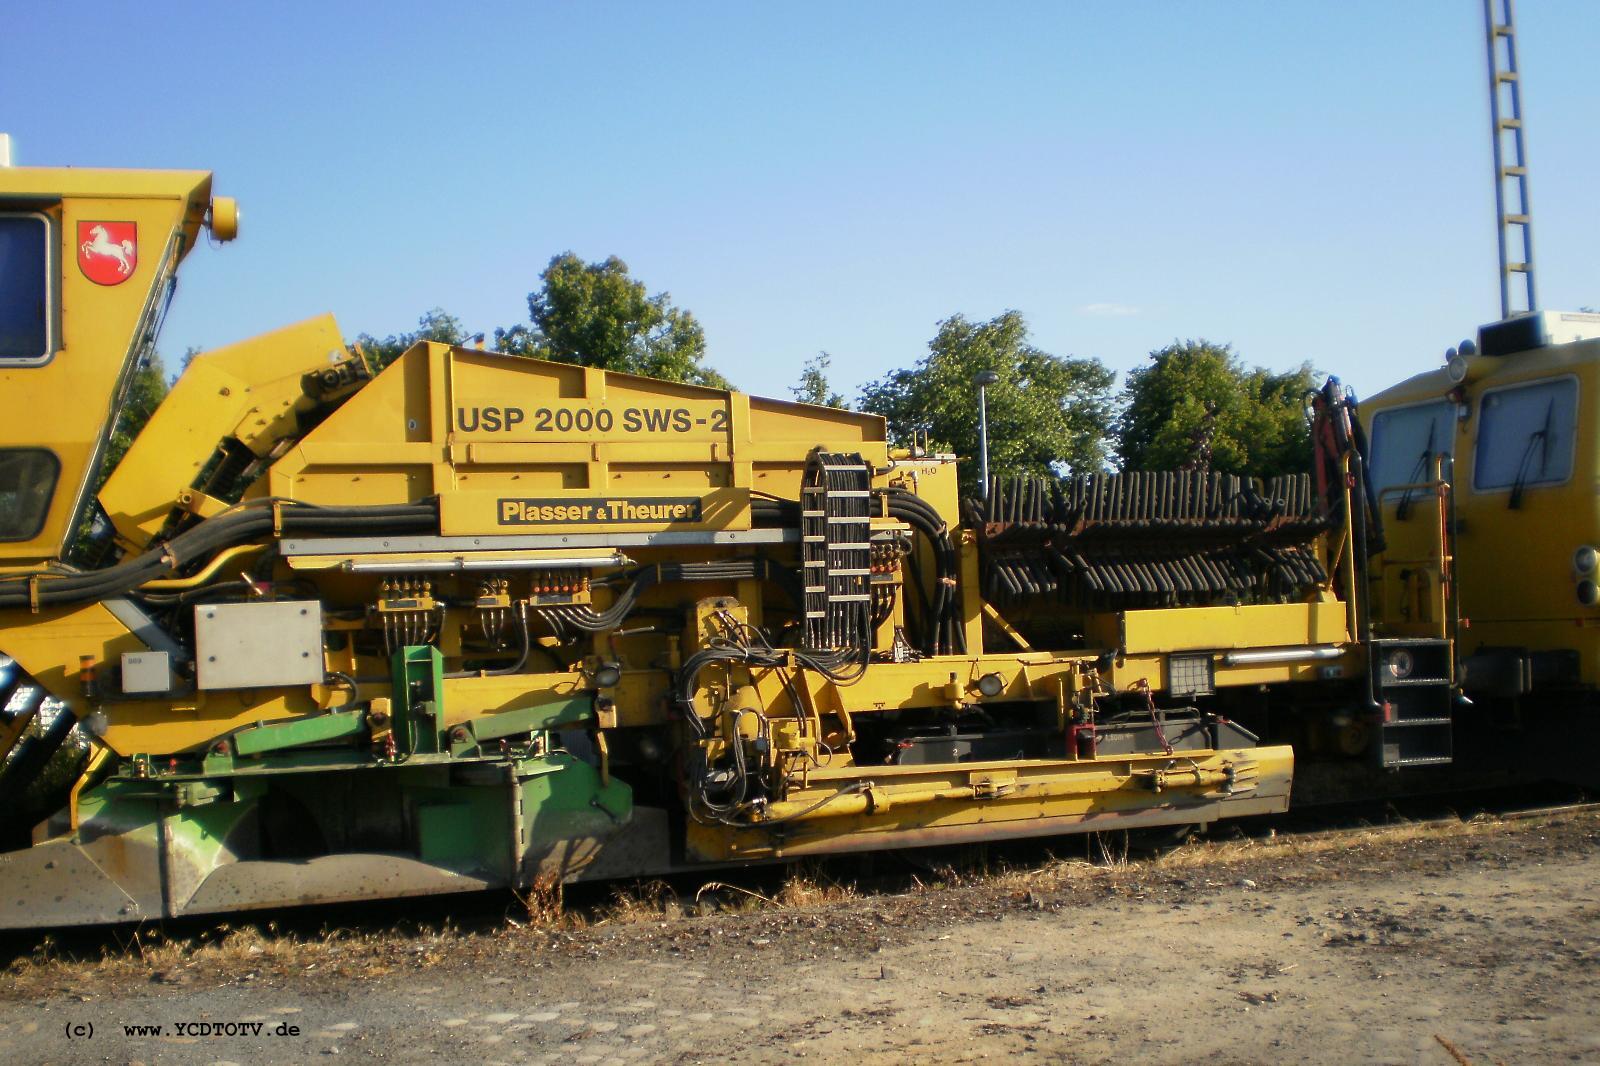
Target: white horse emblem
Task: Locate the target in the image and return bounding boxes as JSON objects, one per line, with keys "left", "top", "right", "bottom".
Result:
{"left": 81, "top": 224, "right": 136, "bottom": 276}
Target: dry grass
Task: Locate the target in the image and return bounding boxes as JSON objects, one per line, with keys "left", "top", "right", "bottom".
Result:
{"left": 3, "top": 914, "right": 488, "bottom": 995}
{"left": 512, "top": 874, "right": 567, "bottom": 927}
{"left": 588, "top": 861, "right": 859, "bottom": 927}
{"left": 1149, "top": 808, "right": 1516, "bottom": 871}
{"left": 596, "top": 879, "right": 680, "bottom": 925}
{"left": 774, "top": 862, "right": 859, "bottom": 908}
{"left": 946, "top": 809, "right": 1582, "bottom": 898}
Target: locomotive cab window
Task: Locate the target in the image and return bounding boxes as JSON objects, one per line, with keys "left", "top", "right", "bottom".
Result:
{"left": 0, "top": 448, "right": 60, "bottom": 541}
{"left": 1474, "top": 377, "right": 1579, "bottom": 493}
{"left": 0, "top": 213, "right": 53, "bottom": 364}
{"left": 1369, "top": 400, "right": 1455, "bottom": 493}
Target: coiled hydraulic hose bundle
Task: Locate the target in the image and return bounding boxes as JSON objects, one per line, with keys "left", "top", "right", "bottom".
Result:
{"left": 875, "top": 487, "right": 965, "bottom": 656}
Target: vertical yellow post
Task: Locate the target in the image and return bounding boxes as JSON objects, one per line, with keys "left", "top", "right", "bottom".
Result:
{"left": 959, "top": 528, "right": 984, "bottom": 654}
{"left": 68, "top": 744, "right": 111, "bottom": 830}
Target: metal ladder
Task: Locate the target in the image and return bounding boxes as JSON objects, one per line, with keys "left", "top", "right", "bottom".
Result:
{"left": 1372, "top": 638, "right": 1455, "bottom": 769}
{"left": 1484, "top": 0, "right": 1537, "bottom": 319}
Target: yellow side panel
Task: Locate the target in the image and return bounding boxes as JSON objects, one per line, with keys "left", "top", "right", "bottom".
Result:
{"left": 0, "top": 602, "right": 145, "bottom": 717}
{"left": 270, "top": 343, "right": 891, "bottom": 515}
{"left": 1115, "top": 600, "right": 1351, "bottom": 654}
{"left": 745, "top": 394, "right": 887, "bottom": 457}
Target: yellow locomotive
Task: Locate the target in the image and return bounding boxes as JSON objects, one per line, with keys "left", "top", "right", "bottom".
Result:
{"left": 1363, "top": 311, "right": 1600, "bottom": 778}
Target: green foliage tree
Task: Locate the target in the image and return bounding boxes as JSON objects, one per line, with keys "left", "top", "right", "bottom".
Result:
{"left": 102, "top": 353, "right": 168, "bottom": 483}
{"left": 1115, "top": 340, "right": 1316, "bottom": 477}
{"left": 790, "top": 352, "right": 846, "bottom": 408}
{"left": 176, "top": 344, "right": 204, "bottom": 378}
{"left": 355, "top": 308, "right": 470, "bottom": 370}
{"left": 859, "top": 311, "right": 1115, "bottom": 493}
{"left": 495, "top": 253, "right": 729, "bottom": 388}
{"left": 69, "top": 351, "right": 171, "bottom": 564}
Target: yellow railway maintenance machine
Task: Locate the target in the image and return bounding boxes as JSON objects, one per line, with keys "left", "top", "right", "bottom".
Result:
{"left": 0, "top": 162, "right": 1458, "bottom": 930}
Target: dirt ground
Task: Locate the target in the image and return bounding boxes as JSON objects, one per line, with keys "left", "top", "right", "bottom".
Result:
{"left": 2, "top": 808, "right": 1598, "bottom": 1065}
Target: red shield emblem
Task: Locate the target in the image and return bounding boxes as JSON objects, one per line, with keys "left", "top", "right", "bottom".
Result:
{"left": 77, "top": 221, "right": 138, "bottom": 285}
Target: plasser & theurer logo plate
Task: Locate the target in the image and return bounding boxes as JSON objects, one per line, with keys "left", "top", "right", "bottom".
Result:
{"left": 497, "top": 497, "right": 703, "bottom": 526}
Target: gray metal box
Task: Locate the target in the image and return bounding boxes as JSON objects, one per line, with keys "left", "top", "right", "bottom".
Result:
{"left": 194, "top": 601, "right": 324, "bottom": 691}
{"left": 121, "top": 651, "right": 172, "bottom": 694}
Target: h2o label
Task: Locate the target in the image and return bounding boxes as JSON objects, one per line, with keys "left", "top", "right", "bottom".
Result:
{"left": 455, "top": 405, "right": 728, "bottom": 435}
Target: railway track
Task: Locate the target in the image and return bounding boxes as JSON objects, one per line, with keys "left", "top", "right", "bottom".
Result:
{"left": 3, "top": 783, "right": 1591, "bottom": 971}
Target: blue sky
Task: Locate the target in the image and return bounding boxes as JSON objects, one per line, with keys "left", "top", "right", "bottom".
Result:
{"left": 6, "top": 2, "right": 1597, "bottom": 405}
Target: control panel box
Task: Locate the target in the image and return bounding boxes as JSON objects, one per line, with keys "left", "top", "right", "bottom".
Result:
{"left": 194, "top": 601, "right": 324, "bottom": 690}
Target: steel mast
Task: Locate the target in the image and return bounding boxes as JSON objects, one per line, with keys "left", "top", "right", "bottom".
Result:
{"left": 1484, "top": 0, "right": 1537, "bottom": 319}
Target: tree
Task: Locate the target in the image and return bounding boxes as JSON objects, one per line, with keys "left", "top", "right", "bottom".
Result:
{"left": 1115, "top": 340, "right": 1316, "bottom": 477}
{"left": 790, "top": 352, "right": 846, "bottom": 408}
{"left": 859, "top": 311, "right": 1115, "bottom": 493}
{"left": 103, "top": 353, "right": 168, "bottom": 478}
{"left": 67, "top": 351, "right": 171, "bottom": 562}
{"left": 176, "top": 344, "right": 203, "bottom": 379}
{"left": 495, "top": 253, "right": 730, "bottom": 388}
{"left": 355, "top": 308, "right": 470, "bottom": 370}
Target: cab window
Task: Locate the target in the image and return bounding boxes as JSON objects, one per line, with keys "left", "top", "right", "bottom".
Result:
{"left": 0, "top": 448, "right": 59, "bottom": 541}
{"left": 1474, "top": 377, "right": 1578, "bottom": 492}
{"left": 1369, "top": 401, "right": 1455, "bottom": 493}
{"left": 0, "top": 213, "right": 51, "bottom": 363}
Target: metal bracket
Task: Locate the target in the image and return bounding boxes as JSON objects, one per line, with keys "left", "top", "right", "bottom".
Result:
{"left": 970, "top": 770, "right": 1017, "bottom": 800}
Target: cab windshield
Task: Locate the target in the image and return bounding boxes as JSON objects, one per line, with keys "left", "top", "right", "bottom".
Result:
{"left": 1369, "top": 401, "right": 1455, "bottom": 494}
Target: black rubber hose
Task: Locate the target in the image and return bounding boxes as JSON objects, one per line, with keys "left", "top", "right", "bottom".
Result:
{"left": 0, "top": 501, "right": 439, "bottom": 610}
{"left": 879, "top": 490, "right": 965, "bottom": 655}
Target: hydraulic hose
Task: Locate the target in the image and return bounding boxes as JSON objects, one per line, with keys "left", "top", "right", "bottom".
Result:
{"left": 877, "top": 488, "right": 965, "bottom": 655}
{"left": 539, "top": 558, "right": 793, "bottom": 634}
{"left": 0, "top": 499, "right": 440, "bottom": 610}
{"left": 754, "top": 490, "right": 964, "bottom": 656}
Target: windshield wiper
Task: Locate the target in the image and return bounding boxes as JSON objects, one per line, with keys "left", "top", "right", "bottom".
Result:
{"left": 1395, "top": 421, "right": 1438, "bottom": 521}
{"left": 1508, "top": 398, "right": 1555, "bottom": 510}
